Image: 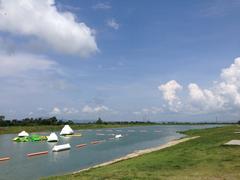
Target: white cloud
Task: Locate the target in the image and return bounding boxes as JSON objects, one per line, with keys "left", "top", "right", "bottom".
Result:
{"left": 63, "top": 107, "right": 79, "bottom": 114}
{"left": 93, "top": 2, "right": 111, "bottom": 10}
{"left": 107, "top": 19, "right": 120, "bottom": 30}
{"left": 133, "top": 107, "right": 163, "bottom": 115}
{"left": 82, "top": 105, "right": 94, "bottom": 113}
{"left": 0, "top": 0, "right": 98, "bottom": 57}
{"left": 94, "top": 105, "right": 109, "bottom": 112}
{"left": 28, "top": 112, "right": 33, "bottom": 116}
{"left": 133, "top": 111, "right": 141, "bottom": 115}
{"left": 82, "top": 105, "right": 109, "bottom": 113}
{"left": 0, "top": 52, "right": 57, "bottom": 77}
{"left": 218, "top": 57, "right": 240, "bottom": 107}
{"left": 37, "top": 107, "right": 44, "bottom": 111}
{"left": 159, "top": 57, "right": 240, "bottom": 115}
{"left": 158, "top": 80, "right": 182, "bottom": 112}
{"left": 188, "top": 83, "right": 224, "bottom": 113}
{"left": 221, "top": 57, "right": 240, "bottom": 85}
{"left": 50, "top": 107, "right": 79, "bottom": 115}
{"left": 50, "top": 107, "right": 61, "bottom": 115}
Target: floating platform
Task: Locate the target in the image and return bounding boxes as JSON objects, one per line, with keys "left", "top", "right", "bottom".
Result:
{"left": 13, "top": 135, "right": 47, "bottom": 142}
{"left": 0, "top": 157, "right": 10, "bottom": 162}
{"left": 52, "top": 143, "right": 71, "bottom": 152}
{"left": 27, "top": 151, "right": 48, "bottom": 157}
{"left": 64, "top": 134, "right": 82, "bottom": 137}
{"left": 91, "top": 141, "right": 102, "bottom": 144}
{"left": 76, "top": 144, "right": 87, "bottom": 148}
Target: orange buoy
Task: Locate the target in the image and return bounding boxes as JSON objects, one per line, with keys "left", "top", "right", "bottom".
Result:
{"left": 0, "top": 157, "right": 10, "bottom": 161}
{"left": 76, "top": 143, "right": 87, "bottom": 148}
{"left": 91, "top": 140, "right": 102, "bottom": 144}
{"left": 27, "top": 151, "right": 48, "bottom": 157}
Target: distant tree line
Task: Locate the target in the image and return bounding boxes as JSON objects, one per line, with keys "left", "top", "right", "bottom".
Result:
{"left": 0, "top": 115, "right": 236, "bottom": 127}
{"left": 95, "top": 117, "right": 157, "bottom": 125}
{"left": 0, "top": 115, "right": 74, "bottom": 126}
{"left": 0, "top": 116, "right": 157, "bottom": 127}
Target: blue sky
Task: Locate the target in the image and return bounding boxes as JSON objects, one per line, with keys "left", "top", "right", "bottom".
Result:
{"left": 0, "top": 0, "right": 240, "bottom": 122}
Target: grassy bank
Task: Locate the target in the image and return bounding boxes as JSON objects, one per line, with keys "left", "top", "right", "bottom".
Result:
{"left": 0, "top": 123, "right": 157, "bottom": 135}
{"left": 44, "top": 125, "right": 240, "bottom": 180}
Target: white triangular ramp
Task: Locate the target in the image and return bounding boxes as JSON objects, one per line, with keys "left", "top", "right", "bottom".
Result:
{"left": 18, "top": 131, "right": 29, "bottom": 137}
{"left": 47, "top": 132, "right": 59, "bottom": 142}
{"left": 60, "top": 125, "right": 74, "bottom": 135}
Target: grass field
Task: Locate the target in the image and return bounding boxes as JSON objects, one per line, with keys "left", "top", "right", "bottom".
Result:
{"left": 44, "top": 125, "right": 240, "bottom": 180}
{"left": 0, "top": 123, "right": 156, "bottom": 135}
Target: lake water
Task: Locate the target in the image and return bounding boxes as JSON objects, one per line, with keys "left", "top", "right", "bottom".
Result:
{"left": 0, "top": 125, "right": 220, "bottom": 180}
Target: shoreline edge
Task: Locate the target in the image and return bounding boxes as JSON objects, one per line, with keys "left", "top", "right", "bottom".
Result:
{"left": 72, "top": 136, "right": 200, "bottom": 174}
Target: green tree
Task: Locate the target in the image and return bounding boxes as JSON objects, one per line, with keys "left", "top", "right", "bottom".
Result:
{"left": 0, "top": 115, "right": 5, "bottom": 121}
{"left": 96, "top": 117, "right": 103, "bottom": 124}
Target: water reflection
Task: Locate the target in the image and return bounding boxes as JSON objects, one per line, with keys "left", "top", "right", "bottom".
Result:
{"left": 51, "top": 150, "right": 70, "bottom": 162}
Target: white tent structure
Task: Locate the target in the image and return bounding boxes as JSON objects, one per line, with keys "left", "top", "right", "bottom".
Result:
{"left": 115, "top": 134, "right": 123, "bottom": 139}
{"left": 47, "top": 132, "right": 58, "bottom": 142}
{"left": 18, "top": 131, "right": 29, "bottom": 137}
{"left": 60, "top": 125, "right": 74, "bottom": 136}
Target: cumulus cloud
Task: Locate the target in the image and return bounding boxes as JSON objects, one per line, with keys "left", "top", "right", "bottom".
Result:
{"left": 50, "top": 107, "right": 61, "bottom": 115}
{"left": 37, "top": 107, "right": 44, "bottom": 111}
{"left": 159, "top": 57, "right": 240, "bottom": 115}
{"left": 0, "top": 52, "right": 57, "bottom": 77}
{"left": 188, "top": 83, "right": 224, "bottom": 113}
{"left": 0, "top": 0, "right": 98, "bottom": 57}
{"left": 50, "top": 107, "right": 79, "bottom": 115}
{"left": 158, "top": 80, "right": 182, "bottom": 112}
{"left": 133, "top": 107, "right": 163, "bottom": 115}
{"left": 107, "top": 19, "right": 120, "bottom": 30}
{"left": 82, "top": 105, "right": 109, "bottom": 113}
{"left": 63, "top": 107, "right": 79, "bottom": 114}
{"left": 217, "top": 57, "right": 240, "bottom": 107}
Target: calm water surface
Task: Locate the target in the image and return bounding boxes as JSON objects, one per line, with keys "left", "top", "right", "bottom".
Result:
{"left": 0, "top": 125, "right": 220, "bottom": 180}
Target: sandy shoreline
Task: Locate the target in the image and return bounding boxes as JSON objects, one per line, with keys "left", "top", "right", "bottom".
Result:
{"left": 73, "top": 136, "right": 200, "bottom": 174}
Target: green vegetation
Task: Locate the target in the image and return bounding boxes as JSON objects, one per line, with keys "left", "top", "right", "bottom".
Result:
{"left": 0, "top": 123, "right": 157, "bottom": 135}
{"left": 0, "top": 116, "right": 74, "bottom": 126}
{"left": 0, "top": 115, "right": 160, "bottom": 135}
{"left": 0, "top": 114, "right": 236, "bottom": 135}
{"left": 44, "top": 125, "right": 240, "bottom": 180}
